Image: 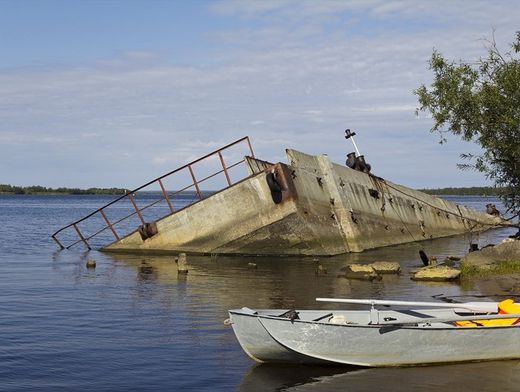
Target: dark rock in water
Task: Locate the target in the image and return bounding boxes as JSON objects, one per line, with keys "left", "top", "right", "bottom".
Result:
{"left": 469, "top": 243, "right": 479, "bottom": 252}
{"left": 446, "top": 255, "right": 461, "bottom": 261}
{"left": 481, "top": 243, "right": 495, "bottom": 249}
{"left": 443, "top": 255, "right": 461, "bottom": 267}
{"left": 443, "top": 257, "right": 455, "bottom": 267}
{"left": 86, "top": 259, "right": 96, "bottom": 269}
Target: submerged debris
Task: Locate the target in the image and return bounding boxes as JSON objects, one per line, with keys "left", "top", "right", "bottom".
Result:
{"left": 469, "top": 243, "right": 479, "bottom": 252}
{"left": 176, "top": 253, "right": 188, "bottom": 274}
{"left": 344, "top": 264, "right": 381, "bottom": 281}
{"left": 369, "top": 261, "right": 401, "bottom": 274}
{"left": 411, "top": 265, "right": 461, "bottom": 281}
{"left": 419, "top": 250, "right": 438, "bottom": 266}
{"left": 446, "top": 255, "right": 461, "bottom": 261}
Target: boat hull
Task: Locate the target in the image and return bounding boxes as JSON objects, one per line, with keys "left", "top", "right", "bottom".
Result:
{"left": 229, "top": 307, "right": 520, "bottom": 367}
{"left": 229, "top": 309, "right": 328, "bottom": 364}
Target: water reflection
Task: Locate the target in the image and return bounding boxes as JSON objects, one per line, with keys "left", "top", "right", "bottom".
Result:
{"left": 97, "top": 226, "right": 517, "bottom": 391}
{"left": 102, "top": 225, "right": 516, "bottom": 310}
{"left": 4, "top": 194, "right": 517, "bottom": 390}
{"left": 238, "top": 364, "right": 363, "bottom": 392}
{"left": 241, "top": 361, "right": 520, "bottom": 392}
{"left": 138, "top": 261, "right": 158, "bottom": 281}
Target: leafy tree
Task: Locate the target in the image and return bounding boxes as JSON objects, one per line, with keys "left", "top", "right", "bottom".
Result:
{"left": 415, "top": 32, "right": 520, "bottom": 216}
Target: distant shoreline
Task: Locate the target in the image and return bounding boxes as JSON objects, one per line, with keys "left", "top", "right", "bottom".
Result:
{"left": 0, "top": 184, "right": 501, "bottom": 196}
{"left": 0, "top": 184, "right": 128, "bottom": 195}
{"left": 418, "top": 186, "right": 501, "bottom": 196}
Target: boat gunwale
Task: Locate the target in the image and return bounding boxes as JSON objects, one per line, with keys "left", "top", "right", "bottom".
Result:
{"left": 229, "top": 309, "right": 520, "bottom": 331}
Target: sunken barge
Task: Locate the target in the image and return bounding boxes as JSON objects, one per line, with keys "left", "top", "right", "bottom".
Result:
{"left": 52, "top": 136, "right": 506, "bottom": 256}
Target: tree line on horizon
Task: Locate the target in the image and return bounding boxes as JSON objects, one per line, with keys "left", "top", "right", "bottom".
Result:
{"left": 418, "top": 186, "right": 502, "bottom": 196}
{"left": 0, "top": 184, "right": 128, "bottom": 195}
{"left": 0, "top": 182, "right": 502, "bottom": 197}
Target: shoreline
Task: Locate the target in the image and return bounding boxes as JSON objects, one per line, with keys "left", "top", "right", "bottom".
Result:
{"left": 0, "top": 192, "right": 127, "bottom": 196}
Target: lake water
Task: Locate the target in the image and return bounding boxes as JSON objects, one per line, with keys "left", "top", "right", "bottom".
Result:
{"left": 0, "top": 195, "right": 518, "bottom": 391}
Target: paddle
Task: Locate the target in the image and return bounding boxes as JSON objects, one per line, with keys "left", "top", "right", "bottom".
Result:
{"left": 315, "top": 298, "right": 499, "bottom": 313}
{"left": 379, "top": 312, "right": 520, "bottom": 326}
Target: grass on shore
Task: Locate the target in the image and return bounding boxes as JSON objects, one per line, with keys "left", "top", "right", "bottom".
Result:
{"left": 460, "top": 260, "right": 520, "bottom": 280}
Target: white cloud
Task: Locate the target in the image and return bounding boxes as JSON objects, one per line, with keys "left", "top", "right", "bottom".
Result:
{"left": 0, "top": 1, "right": 518, "bottom": 188}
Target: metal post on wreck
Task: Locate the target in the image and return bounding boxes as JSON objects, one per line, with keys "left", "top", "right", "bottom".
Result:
{"left": 345, "top": 129, "right": 361, "bottom": 156}
{"left": 345, "top": 129, "right": 371, "bottom": 173}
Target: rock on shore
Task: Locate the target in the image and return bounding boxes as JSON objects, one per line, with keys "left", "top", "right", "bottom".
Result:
{"left": 411, "top": 265, "right": 461, "bottom": 281}
{"left": 344, "top": 264, "right": 381, "bottom": 281}
{"left": 370, "top": 261, "right": 401, "bottom": 274}
{"left": 462, "top": 239, "right": 520, "bottom": 270}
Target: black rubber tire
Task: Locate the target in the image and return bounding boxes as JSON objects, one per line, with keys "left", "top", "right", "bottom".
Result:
{"left": 266, "top": 172, "right": 283, "bottom": 204}
{"left": 266, "top": 172, "right": 282, "bottom": 193}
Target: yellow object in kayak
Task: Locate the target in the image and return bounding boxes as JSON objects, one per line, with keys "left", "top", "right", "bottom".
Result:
{"left": 455, "top": 299, "right": 520, "bottom": 327}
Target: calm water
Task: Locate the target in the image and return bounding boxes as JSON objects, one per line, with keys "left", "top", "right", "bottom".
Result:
{"left": 0, "top": 195, "right": 518, "bottom": 391}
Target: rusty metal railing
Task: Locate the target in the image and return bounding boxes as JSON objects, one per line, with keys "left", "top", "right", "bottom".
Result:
{"left": 51, "top": 137, "right": 255, "bottom": 250}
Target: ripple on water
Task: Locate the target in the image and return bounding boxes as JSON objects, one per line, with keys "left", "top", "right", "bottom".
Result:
{"left": 0, "top": 195, "right": 517, "bottom": 391}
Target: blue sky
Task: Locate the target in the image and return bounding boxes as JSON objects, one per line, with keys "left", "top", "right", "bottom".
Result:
{"left": 1, "top": 0, "right": 519, "bottom": 189}
{"left": 0, "top": 1, "right": 224, "bottom": 67}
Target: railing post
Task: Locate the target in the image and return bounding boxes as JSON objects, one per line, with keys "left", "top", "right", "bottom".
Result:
{"left": 52, "top": 235, "right": 65, "bottom": 250}
{"left": 246, "top": 136, "right": 255, "bottom": 158}
{"left": 127, "top": 193, "right": 146, "bottom": 225}
{"left": 188, "top": 165, "right": 203, "bottom": 200}
{"left": 100, "top": 209, "right": 120, "bottom": 241}
{"left": 51, "top": 137, "right": 255, "bottom": 249}
{"left": 158, "top": 179, "right": 174, "bottom": 213}
{"left": 218, "top": 151, "right": 232, "bottom": 186}
{"left": 73, "top": 224, "right": 91, "bottom": 250}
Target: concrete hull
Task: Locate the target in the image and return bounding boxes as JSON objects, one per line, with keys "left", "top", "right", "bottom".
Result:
{"left": 103, "top": 149, "right": 505, "bottom": 256}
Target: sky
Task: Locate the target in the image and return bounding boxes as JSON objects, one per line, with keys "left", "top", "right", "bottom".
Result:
{"left": 1, "top": 0, "right": 519, "bottom": 189}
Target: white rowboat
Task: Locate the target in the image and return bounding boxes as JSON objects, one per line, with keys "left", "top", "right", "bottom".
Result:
{"left": 228, "top": 298, "right": 520, "bottom": 366}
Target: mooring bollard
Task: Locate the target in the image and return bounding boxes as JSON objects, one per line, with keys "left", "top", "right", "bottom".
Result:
{"left": 177, "top": 253, "right": 188, "bottom": 274}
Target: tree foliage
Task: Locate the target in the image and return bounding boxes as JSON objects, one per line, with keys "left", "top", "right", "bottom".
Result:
{"left": 415, "top": 32, "right": 520, "bottom": 214}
